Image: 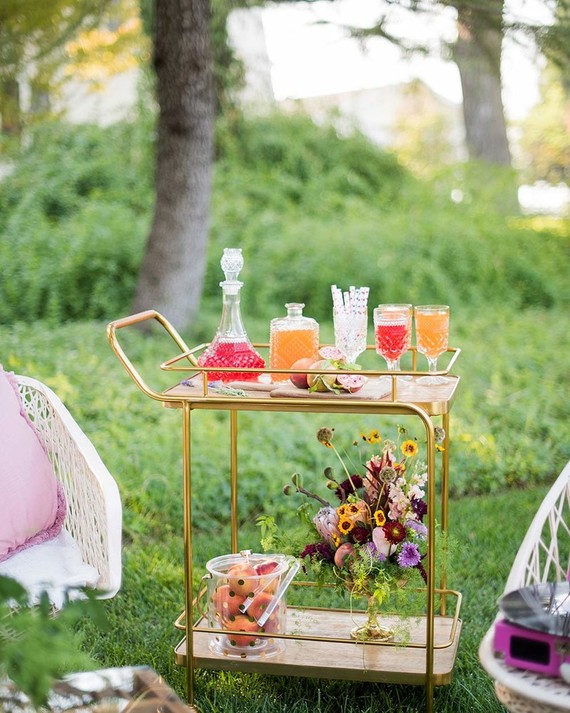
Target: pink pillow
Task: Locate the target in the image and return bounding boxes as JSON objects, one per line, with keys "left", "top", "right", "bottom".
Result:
{"left": 0, "top": 368, "right": 66, "bottom": 563}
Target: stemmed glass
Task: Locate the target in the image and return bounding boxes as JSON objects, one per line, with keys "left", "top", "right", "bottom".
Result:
{"left": 331, "top": 285, "right": 369, "bottom": 364}
{"left": 374, "top": 304, "right": 412, "bottom": 375}
{"left": 414, "top": 305, "right": 450, "bottom": 385}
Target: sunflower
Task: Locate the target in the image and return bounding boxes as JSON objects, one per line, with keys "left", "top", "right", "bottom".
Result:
{"left": 401, "top": 439, "right": 418, "bottom": 457}
{"left": 374, "top": 510, "right": 386, "bottom": 527}
{"left": 338, "top": 518, "right": 355, "bottom": 534}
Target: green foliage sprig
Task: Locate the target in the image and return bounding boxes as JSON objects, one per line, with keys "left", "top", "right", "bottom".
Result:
{"left": 0, "top": 575, "right": 107, "bottom": 707}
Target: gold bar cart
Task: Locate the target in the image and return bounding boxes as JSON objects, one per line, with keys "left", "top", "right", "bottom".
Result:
{"left": 107, "top": 310, "right": 463, "bottom": 713}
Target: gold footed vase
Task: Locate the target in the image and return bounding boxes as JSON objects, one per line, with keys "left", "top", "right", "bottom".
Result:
{"left": 350, "top": 594, "right": 394, "bottom": 642}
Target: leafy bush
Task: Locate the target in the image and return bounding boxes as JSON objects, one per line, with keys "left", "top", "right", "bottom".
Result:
{"left": 207, "top": 115, "right": 569, "bottom": 321}
{"left": 1, "top": 114, "right": 568, "bottom": 325}
{"left": 0, "top": 120, "right": 152, "bottom": 323}
{"left": 216, "top": 112, "right": 409, "bottom": 205}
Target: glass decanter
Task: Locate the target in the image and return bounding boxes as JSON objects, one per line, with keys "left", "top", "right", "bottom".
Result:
{"left": 198, "top": 248, "right": 265, "bottom": 382}
{"left": 269, "top": 303, "right": 319, "bottom": 382}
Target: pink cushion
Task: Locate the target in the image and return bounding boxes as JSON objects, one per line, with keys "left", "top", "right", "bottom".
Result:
{"left": 0, "top": 368, "right": 66, "bottom": 563}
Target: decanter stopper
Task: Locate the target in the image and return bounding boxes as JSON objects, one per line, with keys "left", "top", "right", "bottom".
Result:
{"left": 220, "top": 248, "right": 243, "bottom": 283}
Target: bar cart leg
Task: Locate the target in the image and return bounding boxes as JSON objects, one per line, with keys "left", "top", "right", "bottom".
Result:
{"left": 182, "top": 403, "right": 198, "bottom": 709}
{"left": 441, "top": 413, "right": 450, "bottom": 533}
{"left": 423, "top": 411, "right": 436, "bottom": 713}
{"left": 230, "top": 411, "right": 239, "bottom": 553}
{"left": 440, "top": 412, "right": 450, "bottom": 618}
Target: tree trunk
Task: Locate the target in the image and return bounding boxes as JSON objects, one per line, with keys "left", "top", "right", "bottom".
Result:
{"left": 453, "top": 3, "right": 511, "bottom": 166}
{"left": 1, "top": 79, "right": 21, "bottom": 135}
{"left": 132, "top": 0, "right": 215, "bottom": 331}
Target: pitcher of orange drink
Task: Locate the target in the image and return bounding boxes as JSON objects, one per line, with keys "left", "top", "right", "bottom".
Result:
{"left": 269, "top": 303, "right": 319, "bottom": 382}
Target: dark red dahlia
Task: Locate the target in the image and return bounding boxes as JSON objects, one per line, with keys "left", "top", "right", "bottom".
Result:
{"left": 335, "top": 475, "right": 363, "bottom": 500}
{"left": 350, "top": 526, "right": 370, "bottom": 544}
{"left": 383, "top": 520, "right": 407, "bottom": 544}
{"left": 300, "top": 542, "right": 335, "bottom": 562}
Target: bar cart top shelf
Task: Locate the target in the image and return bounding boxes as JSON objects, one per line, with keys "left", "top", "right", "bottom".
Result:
{"left": 162, "top": 373, "right": 461, "bottom": 416}
{"left": 106, "top": 310, "right": 461, "bottom": 417}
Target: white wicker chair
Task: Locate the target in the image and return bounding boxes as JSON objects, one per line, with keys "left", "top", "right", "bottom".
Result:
{"left": 479, "top": 461, "right": 570, "bottom": 712}
{"left": 0, "top": 375, "right": 122, "bottom": 603}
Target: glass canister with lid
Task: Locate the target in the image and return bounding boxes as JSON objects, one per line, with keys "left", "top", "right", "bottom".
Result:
{"left": 204, "top": 551, "right": 298, "bottom": 659}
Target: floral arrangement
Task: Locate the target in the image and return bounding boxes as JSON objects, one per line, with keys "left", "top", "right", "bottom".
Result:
{"left": 259, "top": 424, "right": 444, "bottom": 640}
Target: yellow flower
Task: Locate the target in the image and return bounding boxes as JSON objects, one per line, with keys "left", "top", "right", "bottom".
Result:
{"left": 401, "top": 439, "right": 418, "bottom": 457}
{"left": 339, "top": 500, "right": 370, "bottom": 525}
{"left": 338, "top": 518, "right": 354, "bottom": 534}
{"left": 361, "top": 429, "right": 382, "bottom": 444}
{"left": 331, "top": 534, "right": 341, "bottom": 547}
{"left": 374, "top": 510, "right": 386, "bottom": 526}
{"left": 436, "top": 444, "right": 446, "bottom": 452}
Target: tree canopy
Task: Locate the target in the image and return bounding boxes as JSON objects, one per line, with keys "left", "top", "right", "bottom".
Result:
{"left": 0, "top": 0, "right": 143, "bottom": 132}
{"left": 0, "top": 0, "right": 111, "bottom": 77}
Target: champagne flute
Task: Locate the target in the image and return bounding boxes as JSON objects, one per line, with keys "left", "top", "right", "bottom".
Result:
{"left": 414, "top": 305, "right": 450, "bottom": 385}
{"left": 374, "top": 304, "right": 412, "bottom": 375}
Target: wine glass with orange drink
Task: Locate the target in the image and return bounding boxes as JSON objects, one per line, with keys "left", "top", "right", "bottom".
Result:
{"left": 414, "top": 305, "right": 450, "bottom": 384}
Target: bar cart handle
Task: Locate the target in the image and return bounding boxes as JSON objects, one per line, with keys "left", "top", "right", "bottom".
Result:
{"left": 106, "top": 310, "right": 194, "bottom": 402}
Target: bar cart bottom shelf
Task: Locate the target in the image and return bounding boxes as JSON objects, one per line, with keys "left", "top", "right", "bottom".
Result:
{"left": 175, "top": 608, "right": 462, "bottom": 686}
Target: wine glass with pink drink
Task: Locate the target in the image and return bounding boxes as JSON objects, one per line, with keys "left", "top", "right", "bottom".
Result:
{"left": 374, "top": 304, "right": 412, "bottom": 374}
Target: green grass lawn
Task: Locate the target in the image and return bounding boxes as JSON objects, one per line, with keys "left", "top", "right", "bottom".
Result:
{"left": 0, "top": 316, "right": 565, "bottom": 711}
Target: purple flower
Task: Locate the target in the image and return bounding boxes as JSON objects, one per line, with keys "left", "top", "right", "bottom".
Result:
{"left": 397, "top": 542, "right": 421, "bottom": 568}
{"left": 406, "top": 519, "right": 428, "bottom": 539}
{"left": 411, "top": 498, "right": 427, "bottom": 521}
{"left": 361, "top": 541, "right": 387, "bottom": 562}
